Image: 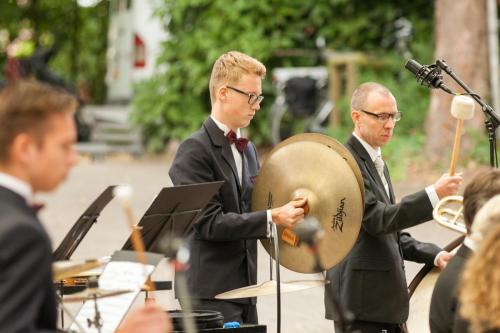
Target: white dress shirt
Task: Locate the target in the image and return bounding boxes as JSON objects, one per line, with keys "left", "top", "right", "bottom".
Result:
{"left": 0, "top": 172, "right": 33, "bottom": 204}
{"left": 211, "top": 116, "right": 272, "bottom": 234}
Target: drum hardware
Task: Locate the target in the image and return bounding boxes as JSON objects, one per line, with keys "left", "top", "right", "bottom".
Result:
{"left": 56, "top": 294, "right": 88, "bottom": 333}
{"left": 432, "top": 195, "right": 467, "bottom": 234}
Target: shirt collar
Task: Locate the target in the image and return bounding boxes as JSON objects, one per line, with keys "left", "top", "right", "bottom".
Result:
{"left": 211, "top": 116, "right": 241, "bottom": 138}
{"left": 353, "top": 132, "right": 381, "bottom": 162}
{"left": 463, "top": 236, "right": 477, "bottom": 252}
{"left": 0, "top": 172, "right": 34, "bottom": 203}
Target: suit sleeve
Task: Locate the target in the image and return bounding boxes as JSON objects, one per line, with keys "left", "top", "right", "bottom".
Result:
{"left": 362, "top": 172, "right": 434, "bottom": 235}
{"left": 0, "top": 222, "right": 54, "bottom": 332}
{"left": 169, "top": 137, "right": 267, "bottom": 242}
{"left": 400, "top": 232, "right": 441, "bottom": 265}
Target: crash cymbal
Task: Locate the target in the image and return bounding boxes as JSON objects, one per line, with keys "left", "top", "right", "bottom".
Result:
{"left": 53, "top": 258, "right": 106, "bottom": 281}
{"left": 61, "top": 287, "right": 132, "bottom": 303}
{"left": 215, "top": 279, "right": 328, "bottom": 299}
{"left": 253, "top": 133, "right": 364, "bottom": 273}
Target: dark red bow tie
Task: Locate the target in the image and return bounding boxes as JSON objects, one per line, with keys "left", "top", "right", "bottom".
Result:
{"left": 226, "top": 130, "right": 249, "bottom": 153}
{"left": 30, "top": 202, "right": 45, "bottom": 214}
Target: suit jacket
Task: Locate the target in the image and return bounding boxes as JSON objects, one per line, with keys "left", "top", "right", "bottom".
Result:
{"left": 169, "top": 117, "right": 268, "bottom": 304}
{"left": 429, "top": 244, "right": 472, "bottom": 333}
{"left": 0, "top": 186, "right": 57, "bottom": 332}
{"left": 325, "top": 135, "right": 441, "bottom": 324}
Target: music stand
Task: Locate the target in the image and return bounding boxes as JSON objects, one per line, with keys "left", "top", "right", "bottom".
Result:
{"left": 121, "top": 181, "right": 223, "bottom": 253}
{"left": 53, "top": 185, "right": 116, "bottom": 261}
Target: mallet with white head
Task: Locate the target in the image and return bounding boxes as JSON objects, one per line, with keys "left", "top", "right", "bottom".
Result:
{"left": 449, "top": 95, "right": 475, "bottom": 176}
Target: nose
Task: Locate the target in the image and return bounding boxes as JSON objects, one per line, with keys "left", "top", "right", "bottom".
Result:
{"left": 252, "top": 100, "right": 261, "bottom": 111}
{"left": 384, "top": 117, "right": 396, "bottom": 128}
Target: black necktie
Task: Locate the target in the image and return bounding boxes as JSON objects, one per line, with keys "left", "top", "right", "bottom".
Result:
{"left": 226, "top": 130, "right": 249, "bottom": 153}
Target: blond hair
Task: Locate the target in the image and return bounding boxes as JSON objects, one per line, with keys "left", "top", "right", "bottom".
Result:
{"left": 459, "top": 224, "right": 500, "bottom": 333}
{"left": 209, "top": 51, "right": 266, "bottom": 105}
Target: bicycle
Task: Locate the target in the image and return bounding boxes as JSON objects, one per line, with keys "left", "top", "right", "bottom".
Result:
{"left": 270, "top": 66, "right": 334, "bottom": 145}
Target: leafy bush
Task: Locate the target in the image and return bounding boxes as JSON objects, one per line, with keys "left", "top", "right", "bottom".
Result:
{"left": 133, "top": 0, "right": 434, "bottom": 151}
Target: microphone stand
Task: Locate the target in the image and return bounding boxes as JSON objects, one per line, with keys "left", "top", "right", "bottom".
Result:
{"left": 436, "top": 59, "right": 500, "bottom": 167}
{"left": 163, "top": 237, "right": 197, "bottom": 333}
{"left": 294, "top": 217, "right": 357, "bottom": 333}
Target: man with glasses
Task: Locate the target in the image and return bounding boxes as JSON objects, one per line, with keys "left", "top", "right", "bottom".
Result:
{"left": 324, "top": 82, "right": 462, "bottom": 333}
{"left": 169, "top": 51, "right": 306, "bottom": 324}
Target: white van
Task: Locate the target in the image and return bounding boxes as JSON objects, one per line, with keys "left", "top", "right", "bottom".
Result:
{"left": 105, "top": 0, "right": 167, "bottom": 102}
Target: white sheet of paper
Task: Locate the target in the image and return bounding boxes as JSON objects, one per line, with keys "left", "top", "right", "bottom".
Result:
{"left": 70, "top": 261, "right": 154, "bottom": 333}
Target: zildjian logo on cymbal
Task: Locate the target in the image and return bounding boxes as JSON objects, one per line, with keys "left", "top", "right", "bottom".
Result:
{"left": 331, "top": 197, "right": 346, "bottom": 232}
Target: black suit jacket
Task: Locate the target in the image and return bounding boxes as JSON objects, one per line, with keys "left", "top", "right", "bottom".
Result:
{"left": 169, "top": 117, "right": 268, "bottom": 304}
{"left": 0, "top": 186, "right": 57, "bottom": 332}
{"left": 325, "top": 135, "right": 441, "bottom": 324}
{"left": 429, "top": 244, "right": 472, "bottom": 333}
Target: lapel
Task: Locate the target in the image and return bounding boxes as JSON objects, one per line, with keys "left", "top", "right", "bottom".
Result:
{"left": 347, "top": 135, "right": 391, "bottom": 203}
{"left": 203, "top": 117, "right": 242, "bottom": 193}
{"left": 384, "top": 164, "right": 396, "bottom": 203}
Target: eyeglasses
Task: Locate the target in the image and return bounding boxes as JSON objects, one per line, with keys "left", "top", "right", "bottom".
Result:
{"left": 360, "top": 109, "right": 402, "bottom": 122}
{"left": 227, "top": 86, "right": 264, "bottom": 105}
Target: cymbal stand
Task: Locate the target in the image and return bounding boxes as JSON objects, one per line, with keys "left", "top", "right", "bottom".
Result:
{"left": 295, "top": 216, "right": 357, "bottom": 333}
{"left": 269, "top": 222, "right": 282, "bottom": 333}
{"left": 57, "top": 294, "right": 89, "bottom": 333}
{"left": 58, "top": 280, "right": 65, "bottom": 328}
{"left": 86, "top": 292, "right": 103, "bottom": 333}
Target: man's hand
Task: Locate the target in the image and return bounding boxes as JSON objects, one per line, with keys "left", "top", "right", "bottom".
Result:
{"left": 436, "top": 251, "right": 453, "bottom": 270}
{"left": 119, "top": 304, "right": 172, "bottom": 333}
{"left": 271, "top": 197, "right": 307, "bottom": 228}
{"left": 434, "top": 173, "right": 463, "bottom": 199}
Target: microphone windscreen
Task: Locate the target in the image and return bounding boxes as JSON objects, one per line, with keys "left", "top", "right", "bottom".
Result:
{"left": 451, "top": 95, "right": 475, "bottom": 120}
{"left": 405, "top": 59, "right": 422, "bottom": 75}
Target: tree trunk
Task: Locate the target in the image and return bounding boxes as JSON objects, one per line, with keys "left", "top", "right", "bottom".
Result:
{"left": 424, "top": 0, "right": 489, "bottom": 165}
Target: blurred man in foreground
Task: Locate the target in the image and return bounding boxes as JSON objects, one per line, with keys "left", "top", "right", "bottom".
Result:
{"left": 0, "top": 80, "right": 170, "bottom": 333}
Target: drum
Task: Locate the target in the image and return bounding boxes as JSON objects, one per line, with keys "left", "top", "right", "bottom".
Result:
{"left": 406, "top": 236, "right": 464, "bottom": 333}
{"left": 168, "top": 310, "right": 224, "bottom": 332}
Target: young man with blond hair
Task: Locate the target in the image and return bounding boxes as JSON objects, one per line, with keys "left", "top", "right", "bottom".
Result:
{"left": 169, "top": 51, "right": 306, "bottom": 323}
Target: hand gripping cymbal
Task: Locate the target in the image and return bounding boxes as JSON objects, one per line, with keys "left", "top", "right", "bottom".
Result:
{"left": 252, "top": 133, "right": 364, "bottom": 273}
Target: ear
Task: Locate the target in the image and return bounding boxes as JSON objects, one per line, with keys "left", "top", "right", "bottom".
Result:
{"left": 10, "top": 133, "right": 38, "bottom": 165}
{"left": 351, "top": 110, "right": 361, "bottom": 123}
{"left": 217, "top": 86, "right": 228, "bottom": 103}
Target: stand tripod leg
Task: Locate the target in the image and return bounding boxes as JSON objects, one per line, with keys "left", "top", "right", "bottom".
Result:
{"left": 57, "top": 295, "right": 89, "bottom": 333}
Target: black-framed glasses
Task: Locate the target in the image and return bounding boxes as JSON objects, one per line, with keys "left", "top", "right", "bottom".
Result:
{"left": 360, "top": 109, "right": 402, "bottom": 122}
{"left": 227, "top": 86, "right": 264, "bottom": 105}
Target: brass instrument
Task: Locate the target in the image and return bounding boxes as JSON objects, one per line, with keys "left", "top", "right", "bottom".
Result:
{"left": 432, "top": 195, "right": 466, "bottom": 234}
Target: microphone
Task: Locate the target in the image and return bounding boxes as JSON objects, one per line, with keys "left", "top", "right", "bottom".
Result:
{"left": 405, "top": 59, "right": 453, "bottom": 94}
{"left": 293, "top": 216, "right": 324, "bottom": 247}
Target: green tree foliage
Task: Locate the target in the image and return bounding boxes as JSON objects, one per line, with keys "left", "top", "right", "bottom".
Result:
{"left": 133, "top": 0, "right": 434, "bottom": 151}
{"left": 0, "top": 0, "right": 108, "bottom": 103}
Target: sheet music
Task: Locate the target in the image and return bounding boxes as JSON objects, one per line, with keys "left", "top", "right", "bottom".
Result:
{"left": 70, "top": 261, "right": 154, "bottom": 333}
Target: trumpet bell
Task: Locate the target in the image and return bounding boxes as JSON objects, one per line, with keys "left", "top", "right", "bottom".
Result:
{"left": 432, "top": 195, "right": 466, "bottom": 233}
